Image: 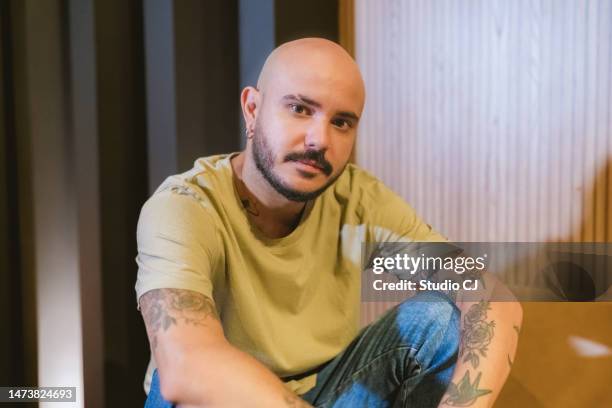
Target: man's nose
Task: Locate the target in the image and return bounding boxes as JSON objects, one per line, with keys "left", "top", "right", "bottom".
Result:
{"left": 304, "top": 119, "right": 331, "bottom": 150}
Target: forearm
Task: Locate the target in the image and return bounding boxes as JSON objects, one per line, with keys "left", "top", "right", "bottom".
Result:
{"left": 167, "top": 340, "right": 312, "bottom": 408}
{"left": 439, "top": 300, "right": 521, "bottom": 407}
{"left": 439, "top": 277, "right": 523, "bottom": 407}
{"left": 139, "top": 289, "right": 312, "bottom": 408}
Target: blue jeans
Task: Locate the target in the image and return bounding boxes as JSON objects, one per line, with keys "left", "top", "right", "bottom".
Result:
{"left": 145, "top": 291, "right": 460, "bottom": 407}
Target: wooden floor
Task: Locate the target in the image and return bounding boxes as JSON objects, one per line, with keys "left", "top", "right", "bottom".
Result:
{"left": 496, "top": 302, "right": 612, "bottom": 407}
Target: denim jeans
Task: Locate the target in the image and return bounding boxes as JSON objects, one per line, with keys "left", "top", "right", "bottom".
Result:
{"left": 145, "top": 290, "right": 460, "bottom": 408}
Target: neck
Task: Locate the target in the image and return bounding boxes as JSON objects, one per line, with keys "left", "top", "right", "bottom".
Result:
{"left": 231, "top": 151, "right": 307, "bottom": 238}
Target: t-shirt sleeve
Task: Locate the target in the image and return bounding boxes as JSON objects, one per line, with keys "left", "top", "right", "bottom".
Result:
{"left": 363, "top": 179, "right": 467, "bottom": 279}
{"left": 134, "top": 189, "right": 220, "bottom": 309}
{"left": 364, "top": 180, "right": 447, "bottom": 243}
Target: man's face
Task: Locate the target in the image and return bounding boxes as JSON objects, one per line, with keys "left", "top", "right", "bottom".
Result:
{"left": 250, "top": 68, "right": 363, "bottom": 202}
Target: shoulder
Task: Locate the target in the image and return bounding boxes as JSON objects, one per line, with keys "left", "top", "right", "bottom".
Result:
{"left": 330, "top": 163, "right": 408, "bottom": 210}
{"left": 153, "top": 154, "right": 234, "bottom": 201}
{"left": 138, "top": 154, "right": 233, "bottom": 239}
{"left": 330, "top": 164, "right": 446, "bottom": 241}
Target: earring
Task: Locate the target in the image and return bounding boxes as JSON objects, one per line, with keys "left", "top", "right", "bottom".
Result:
{"left": 245, "top": 127, "right": 253, "bottom": 139}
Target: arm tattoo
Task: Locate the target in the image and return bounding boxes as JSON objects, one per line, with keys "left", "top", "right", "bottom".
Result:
{"left": 443, "top": 371, "right": 492, "bottom": 406}
{"left": 139, "top": 288, "right": 219, "bottom": 350}
{"left": 441, "top": 301, "right": 495, "bottom": 406}
{"left": 460, "top": 301, "right": 496, "bottom": 368}
{"left": 508, "top": 323, "right": 521, "bottom": 367}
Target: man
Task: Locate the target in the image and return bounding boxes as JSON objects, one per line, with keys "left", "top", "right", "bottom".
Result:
{"left": 136, "top": 38, "right": 522, "bottom": 407}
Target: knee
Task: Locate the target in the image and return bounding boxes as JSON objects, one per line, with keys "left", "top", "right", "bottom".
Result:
{"left": 395, "top": 291, "right": 461, "bottom": 351}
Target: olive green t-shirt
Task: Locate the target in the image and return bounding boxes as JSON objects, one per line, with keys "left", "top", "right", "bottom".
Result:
{"left": 135, "top": 153, "right": 445, "bottom": 395}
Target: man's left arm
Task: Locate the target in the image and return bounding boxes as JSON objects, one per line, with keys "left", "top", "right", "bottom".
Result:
{"left": 438, "top": 269, "right": 523, "bottom": 408}
{"left": 366, "top": 191, "right": 523, "bottom": 406}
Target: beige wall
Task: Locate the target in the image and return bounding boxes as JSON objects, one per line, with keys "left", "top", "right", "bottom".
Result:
{"left": 355, "top": 0, "right": 612, "bottom": 243}
{"left": 354, "top": 3, "right": 612, "bottom": 406}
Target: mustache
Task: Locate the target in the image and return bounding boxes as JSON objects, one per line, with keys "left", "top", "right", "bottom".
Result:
{"left": 284, "top": 150, "right": 333, "bottom": 176}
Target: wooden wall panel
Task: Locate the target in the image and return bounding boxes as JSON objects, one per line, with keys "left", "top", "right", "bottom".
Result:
{"left": 354, "top": 0, "right": 612, "bottom": 244}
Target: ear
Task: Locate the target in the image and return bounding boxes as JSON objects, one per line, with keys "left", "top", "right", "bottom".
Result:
{"left": 240, "top": 86, "right": 260, "bottom": 135}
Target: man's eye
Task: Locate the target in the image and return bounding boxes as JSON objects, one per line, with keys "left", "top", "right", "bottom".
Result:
{"left": 332, "top": 118, "right": 352, "bottom": 130}
{"left": 289, "top": 104, "right": 309, "bottom": 115}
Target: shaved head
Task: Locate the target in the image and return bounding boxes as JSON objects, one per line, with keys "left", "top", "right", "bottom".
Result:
{"left": 238, "top": 38, "right": 366, "bottom": 204}
{"left": 256, "top": 38, "right": 365, "bottom": 104}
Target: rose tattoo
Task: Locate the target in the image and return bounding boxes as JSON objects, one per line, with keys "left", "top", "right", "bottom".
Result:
{"left": 460, "top": 301, "right": 495, "bottom": 368}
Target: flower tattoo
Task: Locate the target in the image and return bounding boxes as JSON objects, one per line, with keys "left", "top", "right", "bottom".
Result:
{"left": 460, "top": 301, "right": 495, "bottom": 368}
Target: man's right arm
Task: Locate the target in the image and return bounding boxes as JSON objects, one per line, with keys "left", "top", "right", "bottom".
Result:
{"left": 139, "top": 288, "right": 312, "bottom": 408}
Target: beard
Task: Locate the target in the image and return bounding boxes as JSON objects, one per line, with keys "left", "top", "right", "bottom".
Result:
{"left": 251, "top": 124, "right": 344, "bottom": 202}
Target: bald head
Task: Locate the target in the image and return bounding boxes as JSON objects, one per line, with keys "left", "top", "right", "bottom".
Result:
{"left": 256, "top": 38, "right": 365, "bottom": 107}
{"left": 238, "top": 38, "right": 365, "bottom": 203}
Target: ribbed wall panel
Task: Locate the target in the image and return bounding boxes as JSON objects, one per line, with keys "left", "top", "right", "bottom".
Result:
{"left": 355, "top": 0, "right": 612, "bottom": 244}
{"left": 355, "top": 0, "right": 612, "bottom": 324}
